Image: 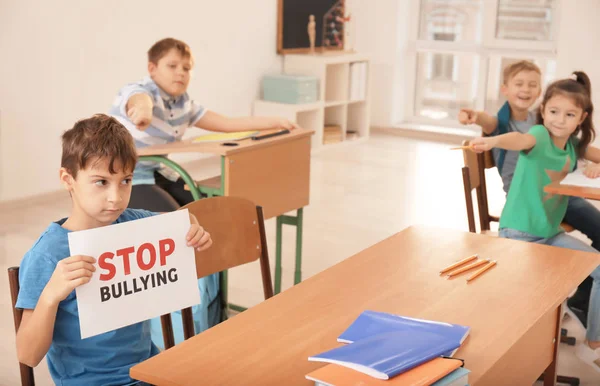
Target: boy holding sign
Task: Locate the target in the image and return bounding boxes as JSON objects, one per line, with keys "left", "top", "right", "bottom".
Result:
{"left": 14, "top": 114, "right": 212, "bottom": 386}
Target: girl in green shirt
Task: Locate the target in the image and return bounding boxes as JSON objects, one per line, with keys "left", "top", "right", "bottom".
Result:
{"left": 472, "top": 71, "right": 600, "bottom": 372}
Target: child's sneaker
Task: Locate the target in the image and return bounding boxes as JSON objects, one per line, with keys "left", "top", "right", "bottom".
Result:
{"left": 565, "top": 301, "right": 588, "bottom": 329}
{"left": 576, "top": 341, "right": 600, "bottom": 373}
{"left": 567, "top": 294, "right": 589, "bottom": 316}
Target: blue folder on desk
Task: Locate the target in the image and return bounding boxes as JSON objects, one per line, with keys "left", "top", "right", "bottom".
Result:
{"left": 308, "top": 330, "right": 460, "bottom": 380}
{"left": 338, "top": 310, "right": 470, "bottom": 357}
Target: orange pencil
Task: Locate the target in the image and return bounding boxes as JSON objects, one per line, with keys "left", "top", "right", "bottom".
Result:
{"left": 440, "top": 254, "right": 478, "bottom": 274}
{"left": 450, "top": 146, "right": 473, "bottom": 150}
{"left": 467, "top": 260, "right": 497, "bottom": 283}
{"left": 446, "top": 258, "right": 490, "bottom": 278}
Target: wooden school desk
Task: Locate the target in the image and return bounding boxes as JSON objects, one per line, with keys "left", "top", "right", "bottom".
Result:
{"left": 130, "top": 226, "right": 600, "bottom": 386}
{"left": 545, "top": 181, "right": 600, "bottom": 201}
{"left": 138, "top": 128, "right": 314, "bottom": 296}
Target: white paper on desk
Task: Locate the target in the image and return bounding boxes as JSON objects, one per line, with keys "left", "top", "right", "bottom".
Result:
{"left": 560, "top": 168, "right": 600, "bottom": 188}
{"left": 68, "top": 210, "right": 200, "bottom": 339}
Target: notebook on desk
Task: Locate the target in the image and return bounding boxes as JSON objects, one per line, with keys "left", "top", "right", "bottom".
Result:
{"left": 338, "top": 310, "right": 470, "bottom": 357}
{"left": 308, "top": 330, "right": 460, "bottom": 380}
{"left": 192, "top": 131, "right": 259, "bottom": 143}
{"left": 560, "top": 168, "right": 600, "bottom": 188}
{"left": 306, "top": 357, "right": 464, "bottom": 386}
{"left": 431, "top": 367, "right": 470, "bottom": 386}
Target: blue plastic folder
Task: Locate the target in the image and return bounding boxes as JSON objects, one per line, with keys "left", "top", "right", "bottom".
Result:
{"left": 308, "top": 330, "right": 460, "bottom": 380}
{"left": 431, "top": 367, "right": 470, "bottom": 386}
{"left": 338, "top": 310, "right": 470, "bottom": 357}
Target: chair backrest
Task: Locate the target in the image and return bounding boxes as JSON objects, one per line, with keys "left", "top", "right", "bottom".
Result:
{"left": 160, "top": 196, "right": 275, "bottom": 349}
{"left": 461, "top": 139, "right": 497, "bottom": 233}
{"left": 7, "top": 267, "right": 35, "bottom": 386}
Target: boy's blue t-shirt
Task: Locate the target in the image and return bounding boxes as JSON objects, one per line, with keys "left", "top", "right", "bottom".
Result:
{"left": 16, "top": 208, "right": 159, "bottom": 386}
{"left": 490, "top": 109, "right": 537, "bottom": 193}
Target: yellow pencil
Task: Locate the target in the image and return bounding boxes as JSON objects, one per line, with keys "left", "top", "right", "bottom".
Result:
{"left": 440, "top": 254, "right": 478, "bottom": 274}
{"left": 467, "top": 260, "right": 497, "bottom": 283}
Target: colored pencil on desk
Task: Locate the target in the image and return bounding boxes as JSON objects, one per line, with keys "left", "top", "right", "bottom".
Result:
{"left": 446, "top": 259, "right": 490, "bottom": 278}
{"left": 467, "top": 260, "right": 497, "bottom": 283}
{"left": 450, "top": 146, "right": 473, "bottom": 150}
{"left": 440, "top": 254, "right": 478, "bottom": 274}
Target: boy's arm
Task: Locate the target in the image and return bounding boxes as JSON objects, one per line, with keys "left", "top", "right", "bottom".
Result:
{"left": 16, "top": 255, "right": 95, "bottom": 367}
{"left": 458, "top": 109, "right": 498, "bottom": 135}
{"left": 477, "top": 113, "right": 498, "bottom": 135}
{"left": 16, "top": 301, "right": 58, "bottom": 367}
{"left": 471, "top": 132, "right": 536, "bottom": 153}
{"left": 194, "top": 111, "right": 298, "bottom": 133}
{"left": 126, "top": 93, "right": 154, "bottom": 131}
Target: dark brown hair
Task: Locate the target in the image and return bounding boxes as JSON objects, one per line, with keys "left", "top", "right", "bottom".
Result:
{"left": 61, "top": 114, "right": 137, "bottom": 178}
{"left": 147, "top": 38, "right": 192, "bottom": 64}
{"left": 536, "top": 71, "right": 595, "bottom": 159}
{"left": 503, "top": 60, "right": 541, "bottom": 84}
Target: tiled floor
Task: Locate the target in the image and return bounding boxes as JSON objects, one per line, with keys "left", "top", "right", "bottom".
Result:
{"left": 1, "top": 131, "right": 598, "bottom": 385}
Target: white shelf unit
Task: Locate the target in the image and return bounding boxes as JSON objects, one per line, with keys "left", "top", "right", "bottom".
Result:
{"left": 253, "top": 52, "right": 370, "bottom": 149}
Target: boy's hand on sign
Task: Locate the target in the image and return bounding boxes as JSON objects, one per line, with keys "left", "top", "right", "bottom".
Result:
{"left": 187, "top": 224, "right": 212, "bottom": 252}
{"left": 43, "top": 255, "right": 96, "bottom": 305}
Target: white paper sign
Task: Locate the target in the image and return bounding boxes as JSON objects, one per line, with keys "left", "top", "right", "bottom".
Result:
{"left": 68, "top": 210, "right": 200, "bottom": 339}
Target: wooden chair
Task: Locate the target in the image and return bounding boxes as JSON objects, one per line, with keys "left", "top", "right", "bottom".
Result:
{"left": 8, "top": 267, "right": 35, "bottom": 386}
{"left": 461, "top": 140, "right": 580, "bottom": 386}
{"left": 159, "top": 196, "right": 275, "bottom": 350}
{"left": 461, "top": 140, "right": 499, "bottom": 234}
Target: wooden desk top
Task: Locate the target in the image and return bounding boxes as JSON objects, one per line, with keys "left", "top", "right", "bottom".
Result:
{"left": 131, "top": 226, "right": 600, "bottom": 385}
{"left": 137, "top": 128, "right": 314, "bottom": 157}
{"left": 545, "top": 181, "right": 600, "bottom": 201}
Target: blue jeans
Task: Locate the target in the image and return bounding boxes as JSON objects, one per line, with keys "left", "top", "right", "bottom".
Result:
{"left": 499, "top": 228, "right": 600, "bottom": 341}
{"left": 564, "top": 197, "right": 600, "bottom": 310}
{"left": 565, "top": 196, "right": 600, "bottom": 249}
{"left": 149, "top": 274, "right": 222, "bottom": 350}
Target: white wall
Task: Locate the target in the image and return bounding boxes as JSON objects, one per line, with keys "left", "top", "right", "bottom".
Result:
{"left": 0, "top": 0, "right": 412, "bottom": 202}
{"left": 352, "top": 0, "right": 410, "bottom": 127}
{"left": 0, "top": 0, "right": 283, "bottom": 201}
{"left": 555, "top": 0, "right": 600, "bottom": 144}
